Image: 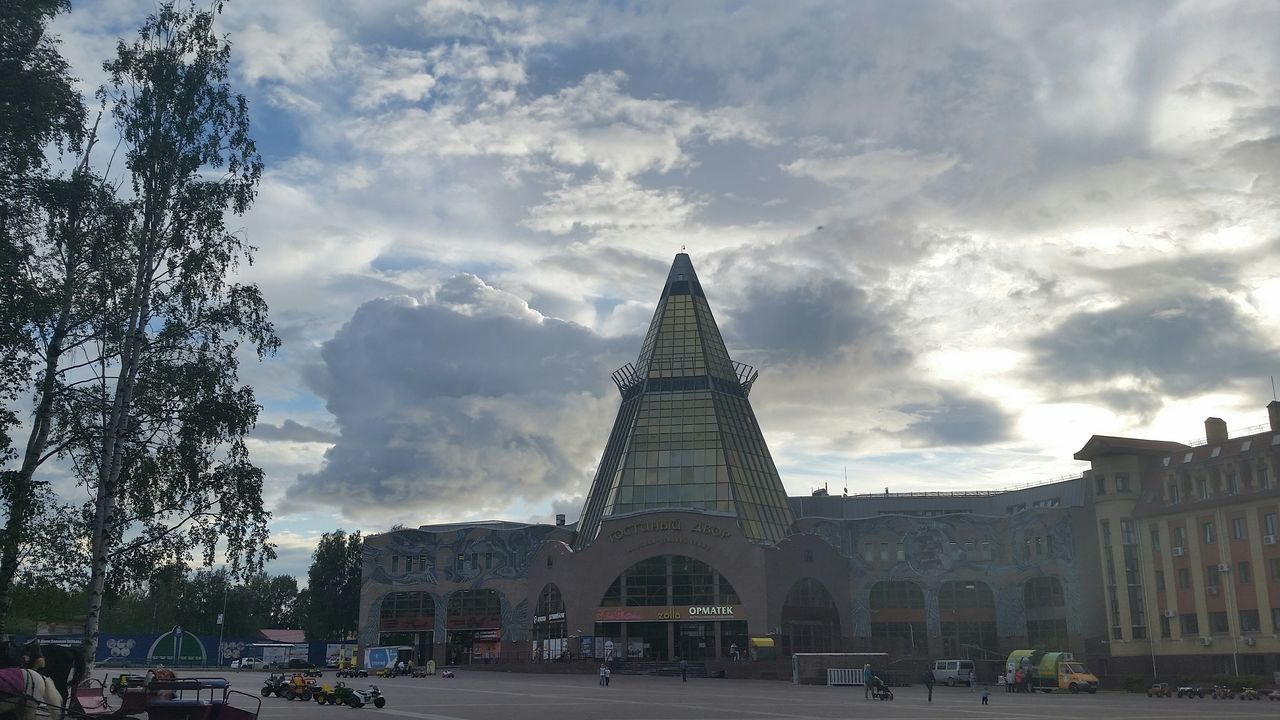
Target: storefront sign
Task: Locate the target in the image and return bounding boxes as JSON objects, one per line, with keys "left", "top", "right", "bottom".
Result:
{"left": 532, "top": 612, "right": 565, "bottom": 624}
{"left": 607, "top": 519, "right": 732, "bottom": 542}
{"left": 594, "top": 605, "right": 741, "bottom": 622}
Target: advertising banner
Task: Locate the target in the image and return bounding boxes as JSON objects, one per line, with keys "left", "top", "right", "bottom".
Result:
{"left": 593, "top": 605, "right": 741, "bottom": 622}
{"left": 579, "top": 636, "right": 594, "bottom": 658}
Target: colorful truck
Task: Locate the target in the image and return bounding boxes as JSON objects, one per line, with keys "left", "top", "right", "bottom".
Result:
{"left": 1006, "top": 650, "right": 1099, "bottom": 694}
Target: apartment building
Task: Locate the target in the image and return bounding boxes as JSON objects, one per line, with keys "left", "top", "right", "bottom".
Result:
{"left": 1075, "top": 401, "right": 1280, "bottom": 678}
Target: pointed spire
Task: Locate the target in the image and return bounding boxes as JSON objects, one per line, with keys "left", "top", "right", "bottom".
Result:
{"left": 575, "top": 253, "right": 795, "bottom": 549}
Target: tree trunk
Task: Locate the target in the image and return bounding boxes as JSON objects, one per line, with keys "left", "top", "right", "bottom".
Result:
{"left": 83, "top": 243, "right": 153, "bottom": 667}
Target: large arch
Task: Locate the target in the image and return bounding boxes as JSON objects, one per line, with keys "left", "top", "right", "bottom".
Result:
{"left": 1024, "top": 576, "right": 1068, "bottom": 648}
{"left": 378, "top": 592, "right": 435, "bottom": 664}
{"left": 938, "top": 580, "right": 996, "bottom": 658}
{"left": 444, "top": 588, "right": 504, "bottom": 664}
{"left": 782, "top": 577, "right": 841, "bottom": 654}
{"left": 532, "top": 583, "right": 567, "bottom": 661}
{"left": 595, "top": 554, "right": 743, "bottom": 661}
{"left": 868, "top": 581, "right": 926, "bottom": 655}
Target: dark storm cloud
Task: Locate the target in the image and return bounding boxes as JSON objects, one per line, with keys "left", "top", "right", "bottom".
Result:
{"left": 287, "top": 275, "right": 636, "bottom": 522}
{"left": 1028, "top": 294, "right": 1280, "bottom": 407}
{"left": 721, "top": 277, "right": 899, "bottom": 365}
{"left": 887, "top": 390, "right": 1016, "bottom": 448}
{"left": 252, "top": 419, "right": 340, "bottom": 444}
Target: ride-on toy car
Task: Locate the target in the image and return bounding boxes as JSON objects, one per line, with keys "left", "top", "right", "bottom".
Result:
{"left": 326, "top": 682, "right": 387, "bottom": 708}
{"left": 1148, "top": 682, "right": 1171, "bottom": 697}
{"left": 1177, "top": 684, "right": 1205, "bottom": 698}
{"left": 261, "top": 672, "right": 288, "bottom": 697}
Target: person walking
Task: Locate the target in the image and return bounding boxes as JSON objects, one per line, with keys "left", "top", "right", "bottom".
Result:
{"left": 604, "top": 665, "right": 611, "bottom": 686}
{"left": 969, "top": 669, "right": 976, "bottom": 691}
{"left": 982, "top": 686, "right": 990, "bottom": 705}
{"left": 863, "top": 664, "right": 873, "bottom": 700}
{"left": 921, "top": 670, "right": 934, "bottom": 702}
{"left": 599, "top": 663, "right": 607, "bottom": 686}
{"left": 679, "top": 657, "right": 688, "bottom": 682}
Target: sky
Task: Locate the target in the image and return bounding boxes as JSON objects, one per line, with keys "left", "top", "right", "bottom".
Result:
{"left": 47, "top": 0, "right": 1280, "bottom": 580}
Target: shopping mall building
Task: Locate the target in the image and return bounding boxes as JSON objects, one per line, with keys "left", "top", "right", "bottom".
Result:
{"left": 359, "top": 253, "right": 1280, "bottom": 680}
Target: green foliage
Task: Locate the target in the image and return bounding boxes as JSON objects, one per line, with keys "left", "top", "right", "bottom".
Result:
{"left": 1122, "top": 675, "right": 1145, "bottom": 692}
{"left": 1212, "top": 674, "right": 1268, "bottom": 692}
{"left": 302, "top": 530, "right": 363, "bottom": 641}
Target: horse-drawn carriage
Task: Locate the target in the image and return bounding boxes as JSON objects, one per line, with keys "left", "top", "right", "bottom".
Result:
{"left": 72, "top": 674, "right": 261, "bottom": 719}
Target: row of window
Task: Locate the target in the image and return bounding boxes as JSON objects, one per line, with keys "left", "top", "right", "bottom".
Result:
{"left": 387, "top": 552, "right": 495, "bottom": 575}
{"left": 1172, "top": 608, "right": 1277, "bottom": 637}
{"left": 1163, "top": 457, "right": 1276, "bottom": 505}
{"left": 866, "top": 578, "right": 1065, "bottom": 610}
{"left": 1103, "top": 512, "right": 1280, "bottom": 554}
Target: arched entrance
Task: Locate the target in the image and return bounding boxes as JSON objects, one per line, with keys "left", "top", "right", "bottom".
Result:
{"left": 445, "top": 589, "right": 503, "bottom": 664}
{"left": 378, "top": 591, "right": 435, "bottom": 663}
{"left": 782, "top": 578, "right": 841, "bottom": 654}
{"left": 868, "top": 581, "right": 926, "bottom": 655}
{"left": 1024, "top": 577, "right": 1068, "bottom": 648}
{"left": 532, "top": 583, "right": 567, "bottom": 661}
{"left": 594, "top": 554, "right": 743, "bottom": 661}
{"left": 938, "top": 580, "right": 996, "bottom": 658}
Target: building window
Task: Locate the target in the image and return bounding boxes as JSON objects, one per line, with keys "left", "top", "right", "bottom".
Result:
{"left": 1198, "top": 477, "right": 1209, "bottom": 500}
{"left": 1270, "top": 558, "right": 1280, "bottom": 581}
{"left": 485, "top": 552, "right": 493, "bottom": 569}
{"left": 455, "top": 553, "right": 465, "bottom": 572}
{"left": 982, "top": 541, "right": 993, "bottom": 561}
{"left": 1260, "top": 462, "right": 1272, "bottom": 489}
{"left": 1240, "top": 609, "right": 1261, "bottom": 633}
{"left": 1155, "top": 570, "right": 1166, "bottom": 594}
{"left": 1177, "top": 567, "right": 1191, "bottom": 590}
{"left": 863, "top": 543, "right": 873, "bottom": 562}
{"left": 1180, "top": 613, "right": 1199, "bottom": 635}
{"left": 896, "top": 543, "right": 905, "bottom": 561}
{"left": 1232, "top": 517, "right": 1246, "bottom": 541}
{"left": 1095, "top": 474, "right": 1107, "bottom": 495}
{"left": 1150, "top": 527, "right": 1161, "bottom": 551}
{"left": 1239, "top": 561, "right": 1251, "bottom": 584}
{"left": 1173, "top": 525, "right": 1186, "bottom": 549}
{"left": 1159, "top": 615, "right": 1171, "bottom": 638}
{"left": 880, "top": 542, "right": 890, "bottom": 562}
{"left": 1203, "top": 522, "right": 1215, "bottom": 545}
{"left": 1206, "top": 565, "right": 1221, "bottom": 588}
{"left": 1265, "top": 513, "right": 1278, "bottom": 538}
{"left": 1208, "top": 611, "right": 1229, "bottom": 635}
{"left": 1120, "top": 520, "right": 1136, "bottom": 545}
{"left": 1169, "top": 482, "right": 1181, "bottom": 504}
{"left": 391, "top": 555, "right": 400, "bottom": 573}
{"left": 1226, "top": 470, "right": 1239, "bottom": 495}
{"left": 1115, "top": 473, "right": 1131, "bottom": 493}
{"left": 1101, "top": 520, "right": 1112, "bottom": 546}
{"left": 420, "top": 555, "right": 428, "bottom": 571}
{"left": 1272, "top": 608, "right": 1280, "bottom": 632}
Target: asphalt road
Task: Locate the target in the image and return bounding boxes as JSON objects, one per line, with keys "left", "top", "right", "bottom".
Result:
{"left": 86, "top": 669, "right": 1280, "bottom": 720}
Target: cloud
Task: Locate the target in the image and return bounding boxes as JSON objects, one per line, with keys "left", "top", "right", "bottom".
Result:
{"left": 252, "top": 420, "right": 339, "bottom": 444}
{"left": 1027, "top": 294, "right": 1280, "bottom": 412}
{"left": 886, "top": 389, "right": 1015, "bottom": 448}
{"left": 287, "top": 275, "right": 637, "bottom": 524}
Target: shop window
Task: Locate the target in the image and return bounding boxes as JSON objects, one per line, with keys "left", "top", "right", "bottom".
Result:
{"left": 1115, "top": 473, "right": 1131, "bottom": 493}
{"left": 869, "top": 581, "right": 924, "bottom": 609}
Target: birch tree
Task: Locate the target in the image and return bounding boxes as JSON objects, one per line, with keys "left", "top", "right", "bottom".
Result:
{"left": 69, "top": 0, "right": 278, "bottom": 663}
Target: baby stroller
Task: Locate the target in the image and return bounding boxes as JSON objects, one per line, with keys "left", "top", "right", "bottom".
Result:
{"left": 870, "top": 676, "right": 894, "bottom": 700}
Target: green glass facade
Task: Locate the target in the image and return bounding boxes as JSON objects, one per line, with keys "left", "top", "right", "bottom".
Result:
{"left": 575, "top": 253, "right": 795, "bottom": 548}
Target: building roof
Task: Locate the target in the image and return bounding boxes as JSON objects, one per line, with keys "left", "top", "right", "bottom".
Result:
{"left": 574, "top": 253, "right": 795, "bottom": 549}
{"left": 1073, "top": 435, "right": 1190, "bottom": 461}
{"left": 258, "top": 629, "right": 306, "bottom": 644}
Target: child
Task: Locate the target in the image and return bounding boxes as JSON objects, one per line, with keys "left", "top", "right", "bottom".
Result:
{"left": 599, "top": 663, "right": 607, "bottom": 686}
{"left": 982, "top": 686, "right": 990, "bottom": 705}
{"left": 604, "top": 665, "right": 611, "bottom": 686}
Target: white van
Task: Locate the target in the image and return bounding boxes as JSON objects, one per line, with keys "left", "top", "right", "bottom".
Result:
{"left": 932, "top": 659, "right": 975, "bottom": 686}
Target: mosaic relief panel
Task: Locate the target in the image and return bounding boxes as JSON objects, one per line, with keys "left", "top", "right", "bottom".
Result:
{"left": 825, "top": 510, "right": 1080, "bottom": 639}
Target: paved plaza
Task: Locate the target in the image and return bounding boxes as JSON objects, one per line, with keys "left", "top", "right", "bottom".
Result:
{"left": 178, "top": 669, "right": 1280, "bottom": 720}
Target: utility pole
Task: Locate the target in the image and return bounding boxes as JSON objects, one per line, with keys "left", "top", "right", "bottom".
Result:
{"left": 216, "top": 571, "right": 229, "bottom": 667}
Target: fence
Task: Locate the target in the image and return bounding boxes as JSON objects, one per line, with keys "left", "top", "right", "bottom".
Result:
{"left": 826, "top": 668, "right": 864, "bottom": 686}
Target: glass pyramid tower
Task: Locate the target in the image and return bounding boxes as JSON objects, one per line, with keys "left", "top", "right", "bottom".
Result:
{"left": 574, "top": 253, "right": 796, "bottom": 549}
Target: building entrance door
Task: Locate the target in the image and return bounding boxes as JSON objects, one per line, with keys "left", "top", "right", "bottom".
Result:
{"left": 676, "top": 622, "right": 713, "bottom": 660}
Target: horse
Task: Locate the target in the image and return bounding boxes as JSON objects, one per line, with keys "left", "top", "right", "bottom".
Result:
{"left": 0, "top": 640, "right": 84, "bottom": 714}
{"left": 0, "top": 667, "right": 63, "bottom": 720}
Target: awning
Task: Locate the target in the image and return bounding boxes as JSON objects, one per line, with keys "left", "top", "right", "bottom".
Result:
{"left": 749, "top": 637, "right": 774, "bottom": 648}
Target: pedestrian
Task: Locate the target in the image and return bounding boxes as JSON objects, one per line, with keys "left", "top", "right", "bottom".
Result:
{"left": 863, "top": 664, "right": 873, "bottom": 700}
{"left": 730, "top": 643, "right": 739, "bottom": 662}
{"left": 969, "top": 669, "right": 976, "bottom": 691}
{"left": 921, "top": 670, "right": 934, "bottom": 703}
{"left": 604, "top": 665, "right": 611, "bottom": 686}
{"left": 679, "top": 657, "right": 688, "bottom": 682}
{"left": 599, "top": 663, "right": 607, "bottom": 686}
{"left": 982, "top": 686, "right": 990, "bottom": 705}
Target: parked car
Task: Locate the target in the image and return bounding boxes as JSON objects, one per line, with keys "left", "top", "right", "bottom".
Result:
{"left": 231, "top": 657, "right": 264, "bottom": 670}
